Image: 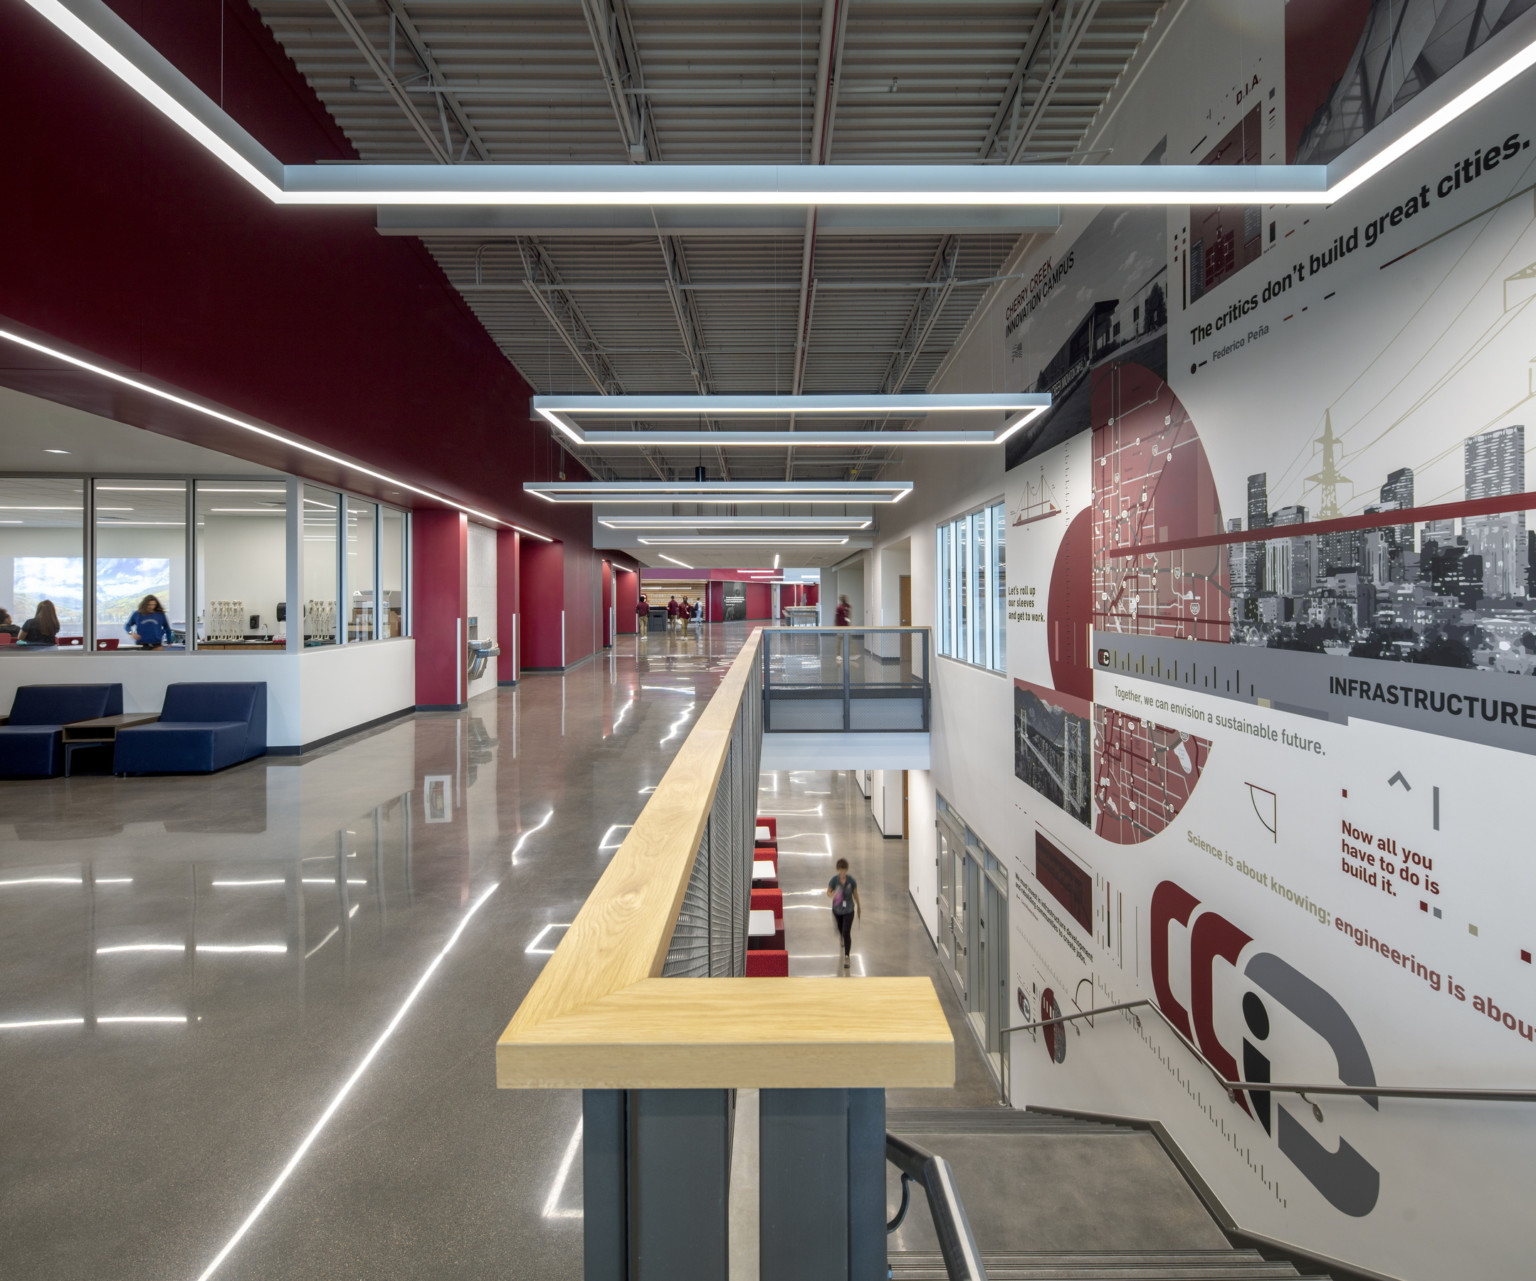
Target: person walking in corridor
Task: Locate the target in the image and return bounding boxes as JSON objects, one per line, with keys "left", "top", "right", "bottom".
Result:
{"left": 826, "top": 858, "right": 861, "bottom": 971}
{"left": 667, "top": 595, "right": 680, "bottom": 632}
{"left": 834, "top": 594, "right": 851, "bottom": 627}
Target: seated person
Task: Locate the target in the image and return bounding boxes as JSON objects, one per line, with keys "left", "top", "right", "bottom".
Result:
{"left": 0, "top": 609, "right": 18, "bottom": 638}
{"left": 19, "top": 600, "right": 60, "bottom": 646}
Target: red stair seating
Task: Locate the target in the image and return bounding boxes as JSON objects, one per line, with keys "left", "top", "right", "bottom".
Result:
{"left": 746, "top": 950, "right": 789, "bottom": 977}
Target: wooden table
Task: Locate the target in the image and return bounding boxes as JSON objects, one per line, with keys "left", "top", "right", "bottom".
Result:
{"left": 61, "top": 713, "right": 160, "bottom": 776}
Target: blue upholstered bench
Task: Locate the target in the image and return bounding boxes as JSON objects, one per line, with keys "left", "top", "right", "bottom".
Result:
{"left": 0, "top": 684, "right": 124, "bottom": 778}
{"left": 113, "top": 683, "right": 267, "bottom": 775}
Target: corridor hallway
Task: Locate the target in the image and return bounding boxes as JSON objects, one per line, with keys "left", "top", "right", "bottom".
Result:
{"left": 0, "top": 624, "right": 744, "bottom": 1280}
{"left": 2, "top": 620, "right": 1272, "bottom": 1281}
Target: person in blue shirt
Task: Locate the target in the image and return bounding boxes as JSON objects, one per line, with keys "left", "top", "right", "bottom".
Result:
{"left": 125, "top": 594, "right": 172, "bottom": 649}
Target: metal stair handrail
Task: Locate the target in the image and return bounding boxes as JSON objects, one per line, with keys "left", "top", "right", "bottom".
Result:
{"left": 1003, "top": 998, "right": 1536, "bottom": 1105}
{"left": 885, "top": 1131, "right": 989, "bottom": 1281}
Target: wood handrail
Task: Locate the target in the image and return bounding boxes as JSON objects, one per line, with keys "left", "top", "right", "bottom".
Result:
{"left": 497, "top": 626, "right": 953, "bottom": 1090}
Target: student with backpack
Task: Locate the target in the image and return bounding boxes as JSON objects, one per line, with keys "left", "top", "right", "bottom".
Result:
{"left": 826, "top": 858, "right": 862, "bottom": 971}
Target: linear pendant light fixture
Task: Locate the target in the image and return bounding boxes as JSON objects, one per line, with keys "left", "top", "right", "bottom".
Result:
{"left": 528, "top": 480, "right": 911, "bottom": 504}
{"left": 0, "top": 326, "right": 550, "bottom": 540}
{"left": 637, "top": 536, "right": 849, "bottom": 546}
{"left": 24, "top": 0, "right": 1536, "bottom": 210}
{"left": 533, "top": 393, "right": 1050, "bottom": 446}
{"left": 600, "top": 516, "right": 871, "bottom": 530}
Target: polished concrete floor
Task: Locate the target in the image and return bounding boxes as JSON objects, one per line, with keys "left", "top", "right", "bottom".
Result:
{"left": 0, "top": 621, "right": 1205, "bottom": 1279}
{"left": 0, "top": 626, "right": 751, "bottom": 1280}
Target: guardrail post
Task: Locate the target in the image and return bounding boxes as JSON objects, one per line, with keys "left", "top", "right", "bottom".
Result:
{"left": 842, "top": 633, "right": 852, "bottom": 731}
{"left": 583, "top": 1089, "right": 628, "bottom": 1280}
{"left": 584, "top": 1088, "right": 733, "bottom": 1280}
{"left": 760, "top": 1087, "right": 886, "bottom": 1281}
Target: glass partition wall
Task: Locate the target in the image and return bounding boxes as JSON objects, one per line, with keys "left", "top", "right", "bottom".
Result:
{"left": 95, "top": 482, "right": 186, "bottom": 649}
{"left": 0, "top": 478, "right": 85, "bottom": 648}
{"left": 194, "top": 481, "right": 288, "bottom": 647}
{"left": 0, "top": 476, "right": 407, "bottom": 654}
{"left": 346, "top": 497, "right": 377, "bottom": 642}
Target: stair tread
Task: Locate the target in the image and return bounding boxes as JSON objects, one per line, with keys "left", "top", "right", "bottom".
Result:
{"left": 891, "top": 1251, "right": 1283, "bottom": 1263}
{"left": 887, "top": 1250, "right": 1326, "bottom": 1280}
{"left": 886, "top": 1107, "right": 1135, "bottom": 1134}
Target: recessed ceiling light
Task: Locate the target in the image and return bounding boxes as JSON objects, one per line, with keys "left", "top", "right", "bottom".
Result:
{"left": 44, "top": 448, "right": 70, "bottom": 454}
{"left": 658, "top": 554, "right": 692, "bottom": 569}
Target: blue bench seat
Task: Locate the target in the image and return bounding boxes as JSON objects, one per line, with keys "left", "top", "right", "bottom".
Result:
{"left": 0, "top": 684, "right": 124, "bottom": 778}
{"left": 114, "top": 683, "right": 266, "bottom": 775}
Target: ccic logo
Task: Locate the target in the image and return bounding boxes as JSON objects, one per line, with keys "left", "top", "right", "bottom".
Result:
{"left": 1150, "top": 880, "right": 1379, "bottom": 1217}
{"left": 1096, "top": 647, "right": 1113, "bottom": 667}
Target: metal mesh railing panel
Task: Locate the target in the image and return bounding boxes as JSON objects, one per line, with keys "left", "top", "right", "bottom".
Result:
{"left": 662, "top": 642, "right": 763, "bottom": 978}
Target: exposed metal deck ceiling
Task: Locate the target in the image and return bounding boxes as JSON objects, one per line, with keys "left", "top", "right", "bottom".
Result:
{"left": 251, "top": 0, "right": 1165, "bottom": 486}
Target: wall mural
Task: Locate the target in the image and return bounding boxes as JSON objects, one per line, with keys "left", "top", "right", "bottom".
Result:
{"left": 989, "top": 4, "right": 1536, "bottom": 1278}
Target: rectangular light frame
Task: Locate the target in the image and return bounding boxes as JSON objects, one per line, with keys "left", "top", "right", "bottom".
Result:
{"left": 636, "top": 536, "right": 851, "bottom": 546}
{"left": 25, "top": 0, "right": 1536, "bottom": 214}
{"left": 600, "top": 516, "right": 871, "bottom": 530}
{"left": 533, "top": 393, "right": 1050, "bottom": 447}
{"left": 529, "top": 480, "right": 911, "bottom": 504}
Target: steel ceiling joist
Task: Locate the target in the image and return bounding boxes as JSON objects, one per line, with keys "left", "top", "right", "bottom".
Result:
{"left": 42, "top": 0, "right": 1188, "bottom": 485}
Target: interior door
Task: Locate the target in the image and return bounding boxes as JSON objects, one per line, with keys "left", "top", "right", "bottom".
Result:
{"left": 963, "top": 853, "right": 982, "bottom": 1017}
{"left": 899, "top": 574, "right": 912, "bottom": 672}
{"left": 936, "top": 827, "right": 957, "bottom": 971}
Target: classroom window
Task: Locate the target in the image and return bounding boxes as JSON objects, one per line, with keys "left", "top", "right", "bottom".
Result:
{"left": 302, "top": 486, "right": 340, "bottom": 646}
{"left": 194, "top": 481, "right": 288, "bottom": 648}
{"left": 935, "top": 499, "right": 1005, "bottom": 673}
{"left": 0, "top": 478, "right": 85, "bottom": 648}
{"left": 94, "top": 481, "right": 186, "bottom": 650}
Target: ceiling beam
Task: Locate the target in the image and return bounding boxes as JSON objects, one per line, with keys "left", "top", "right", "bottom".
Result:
{"left": 323, "top": 0, "right": 451, "bottom": 163}
{"left": 978, "top": 0, "right": 1061, "bottom": 161}
{"left": 788, "top": 0, "right": 850, "bottom": 480}
{"left": 579, "top": 0, "right": 729, "bottom": 479}
{"left": 377, "top": 206, "right": 1061, "bottom": 238}
{"left": 376, "top": 0, "right": 491, "bottom": 162}
{"left": 1004, "top": 0, "right": 1104, "bottom": 166}
{"left": 514, "top": 239, "right": 664, "bottom": 481}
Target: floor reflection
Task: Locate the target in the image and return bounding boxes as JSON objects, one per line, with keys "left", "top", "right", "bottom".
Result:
{"left": 0, "top": 623, "right": 748, "bottom": 1281}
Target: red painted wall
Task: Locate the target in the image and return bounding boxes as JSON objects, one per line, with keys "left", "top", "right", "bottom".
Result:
{"left": 0, "top": 1, "right": 589, "bottom": 543}
{"left": 600, "top": 561, "right": 613, "bottom": 646}
{"left": 520, "top": 540, "right": 566, "bottom": 669}
{"left": 496, "top": 529, "right": 520, "bottom": 683}
{"left": 615, "top": 568, "right": 639, "bottom": 635}
{"left": 745, "top": 583, "right": 772, "bottom": 620}
{"left": 565, "top": 545, "right": 598, "bottom": 664}
{"left": 412, "top": 510, "right": 468, "bottom": 708}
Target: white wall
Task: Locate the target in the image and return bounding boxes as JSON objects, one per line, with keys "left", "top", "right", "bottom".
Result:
{"left": 834, "top": 561, "right": 865, "bottom": 625}
{"left": 197, "top": 515, "right": 287, "bottom": 637}
{"left": 907, "top": 768, "right": 937, "bottom": 939}
{"left": 466, "top": 521, "right": 498, "bottom": 696}
{"left": 295, "top": 641, "right": 417, "bottom": 745}
{"left": 865, "top": 6, "right": 1536, "bottom": 1277}
{"left": 0, "top": 640, "right": 414, "bottom": 749}
{"left": 869, "top": 768, "right": 905, "bottom": 838}
{"left": 877, "top": 545, "right": 911, "bottom": 625}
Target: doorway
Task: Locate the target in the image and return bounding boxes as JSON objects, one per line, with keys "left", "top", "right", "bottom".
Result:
{"left": 936, "top": 797, "right": 1011, "bottom": 1093}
